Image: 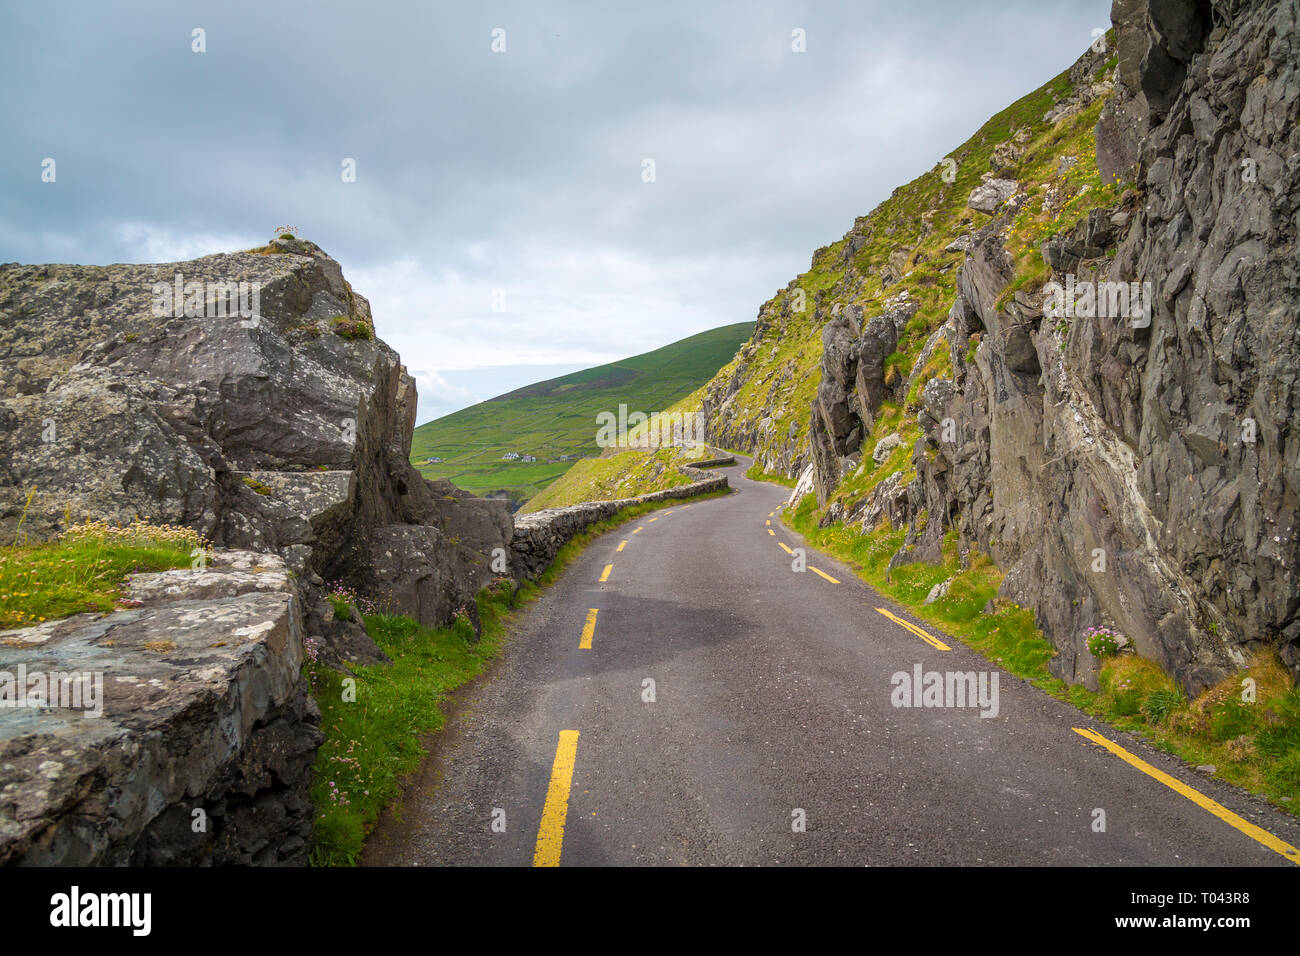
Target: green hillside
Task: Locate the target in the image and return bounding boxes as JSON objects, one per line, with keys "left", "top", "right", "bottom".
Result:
{"left": 410, "top": 322, "right": 753, "bottom": 505}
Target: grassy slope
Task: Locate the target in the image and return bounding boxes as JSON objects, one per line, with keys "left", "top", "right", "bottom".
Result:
{"left": 520, "top": 446, "right": 698, "bottom": 513}
{"left": 707, "top": 47, "right": 1121, "bottom": 472}
{"left": 409, "top": 322, "right": 753, "bottom": 504}
{"left": 0, "top": 521, "right": 203, "bottom": 628}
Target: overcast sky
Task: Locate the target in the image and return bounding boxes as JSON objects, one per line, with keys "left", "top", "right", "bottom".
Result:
{"left": 0, "top": 0, "right": 1110, "bottom": 423}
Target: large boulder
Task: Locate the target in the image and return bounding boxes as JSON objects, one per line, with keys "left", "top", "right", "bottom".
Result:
{"left": 0, "top": 551, "right": 321, "bottom": 865}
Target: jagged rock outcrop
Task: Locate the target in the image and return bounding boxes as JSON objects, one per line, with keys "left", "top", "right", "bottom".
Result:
{"left": 800, "top": 0, "right": 1299, "bottom": 693}
{"left": 0, "top": 239, "right": 511, "bottom": 633}
{"left": 805, "top": 294, "right": 919, "bottom": 505}
{"left": 0, "top": 239, "right": 512, "bottom": 863}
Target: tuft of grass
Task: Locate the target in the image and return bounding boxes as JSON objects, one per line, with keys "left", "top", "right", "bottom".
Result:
{"left": 328, "top": 595, "right": 352, "bottom": 621}
{"left": 0, "top": 520, "right": 204, "bottom": 628}
{"left": 242, "top": 475, "right": 273, "bottom": 496}
{"left": 329, "top": 315, "right": 375, "bottom": 341}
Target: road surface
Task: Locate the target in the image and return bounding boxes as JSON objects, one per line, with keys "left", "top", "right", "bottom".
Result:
{"left": 362, "top": 457, "right": 1300, "bottom": 866}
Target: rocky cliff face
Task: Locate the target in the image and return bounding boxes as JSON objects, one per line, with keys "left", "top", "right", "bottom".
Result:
{"left": 0, "top": 237, "right": 513, "bottom": 634}
{"left": 708, "top": 0, "right": 1299, "bottom": 694}
{"left": 0, "top": 238, "right": 513, "bottom": 862}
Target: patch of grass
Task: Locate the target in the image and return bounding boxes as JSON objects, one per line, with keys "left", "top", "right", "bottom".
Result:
{"left": 1143, "top": 687, "right": 1184, "bottom": 724}
{"left": 307, "top": 577, "right": 516, "bottom": 866}
{"left": 0, "top": 520, "right": 204, "bottom": 629}
{"left": 745, "top": 462, "right": 797, "bottom": 487}
{"left": 329, "top": 315, "right": 374, "bottom": 341}
{"left": 242, "top": 475, "right": 273, "bottom": 496}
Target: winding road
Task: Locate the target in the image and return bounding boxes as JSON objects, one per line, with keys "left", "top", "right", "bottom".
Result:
{"left": 362, "top": 457, "right": 1300, "bottom": 867}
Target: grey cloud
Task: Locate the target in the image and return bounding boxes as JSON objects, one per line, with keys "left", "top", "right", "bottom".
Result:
{"left": 0, "top": 0, "right": 1110, "bottom": 421}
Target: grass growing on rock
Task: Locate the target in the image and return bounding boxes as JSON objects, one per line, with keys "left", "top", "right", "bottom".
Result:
{"left": 329, "top": 315, "right": 374, "bottom": 341}
{"left": 307, "top": 581, "right": 516, "bottom": 866}
{"left": 702, "top": 32, "right": 1123, "bottom": 475}
{"left": 306, "top": 485, "right": 732, "bottom": 865}
{"left": 0, "top": 520, "right": 204, "bottom": 629}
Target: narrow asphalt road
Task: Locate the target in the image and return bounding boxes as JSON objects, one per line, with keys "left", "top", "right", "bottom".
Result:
{"left": 362, "top": 457, "right": 1300, "bottom": 866}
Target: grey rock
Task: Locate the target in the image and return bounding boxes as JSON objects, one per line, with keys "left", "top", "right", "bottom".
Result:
{"left": 967, "top": 178, "right": 1018, "bottom": 213}
{"left": 0, "top": 551, "right": 321, "bottom": 865}
{"left": 873, "top": 433, "right": 904, "bottom": 464}
{"left": 0, "top": 241, "right": 528, "bottom": 864}
{"left": 924, "top": 578, "right": 952, "bottom": 605}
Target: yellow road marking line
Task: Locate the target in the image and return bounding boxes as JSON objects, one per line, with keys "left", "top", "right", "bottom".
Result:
{"left": 616, "top": 540, "right": 627, "bottom": 552}
{"left": 768, "top": 511, "right": 774, "bottom": 518}
{"left": 1072, "top": 727, "right": 1300, "bottom": 865}
{"left": 874, "top": 607, "right": 952, "bottom": 651}
{"left": 767, "top": 528, "right": 775, "bottom": 536}
{"left": 599, "top": 564, "right": 612, "bottom": 582}
{"left": 809, "top": 566, "right": 840, "bottom": 584}
{"left": 765, "top": 520, "right": 771, "bottom": 526}
{"left": 632, "top": 526, "right": 643, "bottom": 534}
{"left": 578, "top": 608, "right": 598, "bottom": 649}
{"left": 533, "top": 730, "right": 580, "bottom": 867}
{"left": 664, "top": 510, "right": 674, "bottom": 515}
{"left": 647, "top": 517, "right": 659, "bottom": 523}
{"left": 778, "top": 542, "right": 793, "bottom": 554}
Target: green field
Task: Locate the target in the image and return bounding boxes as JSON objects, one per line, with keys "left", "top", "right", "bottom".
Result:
{"left": 409, "top": 322, "right": 753, "bottom": 506}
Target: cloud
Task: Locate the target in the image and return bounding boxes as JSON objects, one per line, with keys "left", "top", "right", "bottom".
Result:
{"left": 0, "top": 0, "right": 1113, "bottom": 420}
{"left": 111, "top": 222, "right": 262, "bottom": 265}
{"left": 408, "top": 368, "right": 484, "bottom": 423}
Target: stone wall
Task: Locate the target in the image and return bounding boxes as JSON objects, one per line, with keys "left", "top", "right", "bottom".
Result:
{"left": 510, "top": 465, "right": 729, "bottom": 580}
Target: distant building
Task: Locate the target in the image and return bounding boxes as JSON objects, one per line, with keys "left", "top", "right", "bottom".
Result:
{"left": 521, "top": 455, "right": 537, "bottom": 462}
{"left": 502, "top": 452, "right": 520, "bottom": 460}
{"left": 423, "top": 457, "right": 443, "bottom": 464}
